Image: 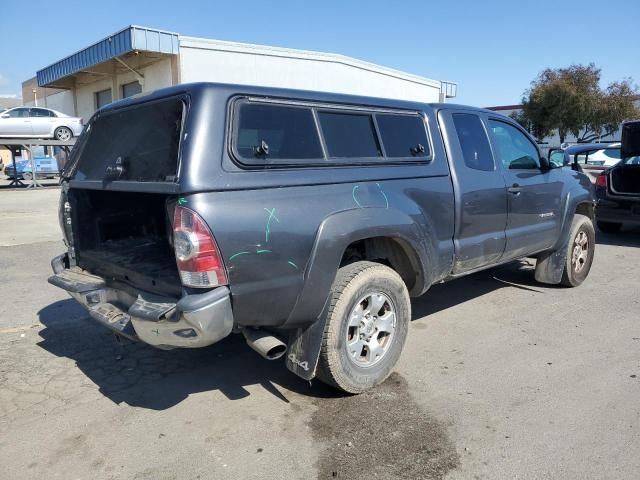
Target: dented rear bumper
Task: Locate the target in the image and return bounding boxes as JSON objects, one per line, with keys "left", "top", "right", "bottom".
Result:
{"left": 48, "top": 253, "right": 234, "bottom": 348}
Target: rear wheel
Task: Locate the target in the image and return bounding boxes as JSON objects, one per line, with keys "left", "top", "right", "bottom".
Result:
{"left": 561, "top": 214, "right": 595, "bottom": 287}
{"left": 597, "top": 221, "right": 622, "bottom": 233}
{"left": 54, "top": 126, "right": 72, "bottom": 141}
{"left": 316, "top": 261, "right": 410, "bottom": 394}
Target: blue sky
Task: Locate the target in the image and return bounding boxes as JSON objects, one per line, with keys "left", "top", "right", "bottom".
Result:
{"left": 1, "top": 0, "right": 638, "bottom": 106}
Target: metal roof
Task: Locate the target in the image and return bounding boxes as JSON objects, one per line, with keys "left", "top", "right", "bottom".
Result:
{"left": 36, "top": 26, "right": 179, "bottom": 87}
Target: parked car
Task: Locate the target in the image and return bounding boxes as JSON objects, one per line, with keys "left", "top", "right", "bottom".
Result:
{"left": 4, "top": 156, "right": 59, "bottom": 179}
{"left": 556, "top": 143, "right": 621, "bottom": 182}
{"left": 48, "top": 83, "right": 595, "bottom": 393}
{"left": 595, "top": 121, "right": 640, "bottom": 232}
{"left": 0, "top": 107, "right": 83, "bottom": 140}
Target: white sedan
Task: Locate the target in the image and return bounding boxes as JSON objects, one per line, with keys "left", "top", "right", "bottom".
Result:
{"left": 0, "top": 107, "right": 83, "bottom": 141}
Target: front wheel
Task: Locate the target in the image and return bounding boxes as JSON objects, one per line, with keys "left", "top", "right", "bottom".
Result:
{"left": 22, "top": 172, "right": 33, "bottom": 181}
{"left": 561, "top": 214, "right": 595, "bottom": 287}
{"left": 316, "top": 261, "right": 410, "bottom": 393}
{"left": 54, "top": 126, "right": 73, "bottom": 141}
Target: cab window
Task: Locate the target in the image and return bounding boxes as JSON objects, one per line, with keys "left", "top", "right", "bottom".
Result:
{"left": 489, "top": 119, "right": 540, "bottom": 170}
{"left": 452, "top": 113, "right": 494, "bottom": 171}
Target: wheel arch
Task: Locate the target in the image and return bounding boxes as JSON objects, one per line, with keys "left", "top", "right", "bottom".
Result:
{"left": 284, "top": 207, "right": 434, "bottom": 381}
{"left": 536, "top": 196, "right": 596, "bottom": 285}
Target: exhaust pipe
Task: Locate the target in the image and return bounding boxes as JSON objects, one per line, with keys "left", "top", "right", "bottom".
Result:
{"left": 242, "top": 328, "right": 287, "bottom": 360}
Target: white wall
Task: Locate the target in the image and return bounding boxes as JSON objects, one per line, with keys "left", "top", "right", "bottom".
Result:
{"left": 179, "top": 37, "right": 443, "bottom": 103}
{"left": 55, "top": 57, "right": 174, "bottom": 121}
{"left": 75, "top": 77, "right": 112, "bottom": 121}
{"left": 44, "top": 91, "right": 75, "bottom": 115}
{"left": 23, "top": 90, "right": 74, "bottom": 115}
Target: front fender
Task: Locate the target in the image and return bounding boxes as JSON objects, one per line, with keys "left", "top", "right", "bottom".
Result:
{"left": 536, "top": 175, "right": 595, "bottom": 285}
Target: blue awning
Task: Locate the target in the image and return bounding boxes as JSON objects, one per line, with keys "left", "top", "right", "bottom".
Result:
{"left": 36, "top": 25, "right": 179, "bottom": 87}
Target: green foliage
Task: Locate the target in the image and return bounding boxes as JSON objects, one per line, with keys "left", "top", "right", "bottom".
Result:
{"left": 516, "top": 64, "right": 639, "bottom": 144}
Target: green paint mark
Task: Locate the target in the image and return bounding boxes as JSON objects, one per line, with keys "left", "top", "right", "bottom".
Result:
{"left": 177, "top": 197, "right": 188, "bottom": 206}
{"left": 376, "top": 183, "right": 389, "bottom": 209}
{"left": 256, "top": 249, "right": 272, "bottom": 254}
{"left": 229, "top": 251, "right": 251, "bottom": 261}
{"left": 152, "top": 328, "right": 160, "bottom": 335}
{"left": 287, "top": 260, "right": 299, "bottom": 269}
{"left": 264, "top": 208, "right": 280, "bottom": 242}
{"left": 352, "top": 185, "right": 363, "bottom": 208}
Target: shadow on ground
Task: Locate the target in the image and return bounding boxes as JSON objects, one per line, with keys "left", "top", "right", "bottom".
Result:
{"left": 36, "top": 260, "right": 546, "bottom": 411}
{"left": 37, "top": 299, "right": 341, "bottom": 409}
{"left": 596, "top": 225, "right": 640, "bottom": 248}
{"left": 412, "top": 259, "right": 548, "bottom": 319}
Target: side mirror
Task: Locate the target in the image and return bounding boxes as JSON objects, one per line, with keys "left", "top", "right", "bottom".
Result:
{"left": 547, "top": 149, "right": 567, "bottom": 169}
{"left": 539, "top": 155, "right": 551, "bottom": 171}
{"left": 0, "top": 114, "right": 9, "bottom": 119}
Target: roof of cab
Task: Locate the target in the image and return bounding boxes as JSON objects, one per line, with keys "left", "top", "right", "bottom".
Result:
{"left": 95, "top": 82, "right": 488, "bottom": 117}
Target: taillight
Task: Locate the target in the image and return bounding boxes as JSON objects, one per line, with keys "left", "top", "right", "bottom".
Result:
{"left": 595, "top": 174, "right": 607, "bottom": 189}
{"left": 173, "top": 206, "right": 227, "bottom": 288}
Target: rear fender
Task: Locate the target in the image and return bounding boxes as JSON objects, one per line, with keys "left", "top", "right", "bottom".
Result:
{"left": 285, "top": 206, "right": 433, "bottom": 380}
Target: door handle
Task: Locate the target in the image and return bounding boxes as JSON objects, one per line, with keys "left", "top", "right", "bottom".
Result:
{"left": 508, "top": 184, "right": 522, "bottom": 194}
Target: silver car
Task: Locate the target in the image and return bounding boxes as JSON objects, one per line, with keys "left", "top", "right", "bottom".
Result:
{"left": 0, "top": 107, "right": 83, "bottom": 141}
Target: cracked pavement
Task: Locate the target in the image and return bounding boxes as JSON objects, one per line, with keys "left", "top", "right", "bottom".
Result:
{"left": 1, "top": 188, "right": 639, "bottom": 479}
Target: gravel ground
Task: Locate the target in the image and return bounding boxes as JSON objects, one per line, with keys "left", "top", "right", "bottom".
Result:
{"left": 1, "top": 189, "right": 639, "bottom": 479}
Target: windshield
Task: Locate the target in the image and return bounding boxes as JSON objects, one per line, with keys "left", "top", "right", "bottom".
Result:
{"left": 622, "top": 156, "right": 640, "bottom": 165}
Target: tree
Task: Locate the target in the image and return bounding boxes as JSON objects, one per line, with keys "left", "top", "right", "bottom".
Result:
{"left": 515, "top": 64, "right": 639, "bottom": 144}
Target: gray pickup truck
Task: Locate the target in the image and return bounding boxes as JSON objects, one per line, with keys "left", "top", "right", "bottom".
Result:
{"left": 49, "top": 83, "right": 595, "bottom": 393}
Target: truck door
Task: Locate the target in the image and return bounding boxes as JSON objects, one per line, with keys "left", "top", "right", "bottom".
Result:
{"left": 438, "top": 110, "right": 508, "bottom": 273}
{"left": 486, "top": 117, "right": 563, "bottom": 259}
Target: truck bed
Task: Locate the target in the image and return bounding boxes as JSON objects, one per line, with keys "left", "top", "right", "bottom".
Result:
{"left": 70, "top": 189, "right": 181, "bottom": 296}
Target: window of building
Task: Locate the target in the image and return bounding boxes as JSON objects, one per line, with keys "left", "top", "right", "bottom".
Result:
{"left": 235, "top": 102, "right": 324, "bottom": 162}
{"left": 318, "top": 111, "right": 381, "bottom": 158}
{"left": 95, "top": 89, "right": 113, "bottom": 109}
{"left": 489, "top": 119, "right": 540, "bottom": 169}
{"left": 121, "top": 81, "right": 142, "bottom": 99}
{"left": 376, "top": 114, "right": 430, "bottom": 158}
{"left": 452, "top": 113, "right": 494, "bottom": 171}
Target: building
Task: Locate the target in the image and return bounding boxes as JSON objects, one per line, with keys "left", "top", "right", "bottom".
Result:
{"left": 487, "top": 101, "right": 640, "bottom": 147}
{"left": 23, "top": 25, "right": 457, "bottom": 121}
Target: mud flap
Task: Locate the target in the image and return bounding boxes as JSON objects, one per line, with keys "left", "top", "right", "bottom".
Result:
{"left": 285, "top": 297, "right": 330, "bottom": 381}
{"left": 534, "top": 240, "right": 568, "bottom": 284}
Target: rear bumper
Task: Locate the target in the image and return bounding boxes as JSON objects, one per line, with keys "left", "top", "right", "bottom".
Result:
{"left": 48, "top": 254, "right": 234, "bottom": 348}
{"left": 596, "top": 198, "right": 640, "bottom": 225}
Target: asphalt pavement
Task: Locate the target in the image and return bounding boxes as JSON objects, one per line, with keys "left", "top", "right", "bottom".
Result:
{"left": 0, "top": 187, "right": 639, "bottom": 479}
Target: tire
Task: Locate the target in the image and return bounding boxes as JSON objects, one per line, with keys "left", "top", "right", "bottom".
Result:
{"left": 22, "top": 172, "right": 33, "bottom": 181}
{"left": 561, "top": 214, "right": 595, "bottom": 287}
{"left": 54, "top": 126, "right": 73, "bottom": 141}
{"left": 316, "top": 261, "right": 410, "bottom": 394}
{"left": 597, "top": 221, "right": 622, "bottom": 233}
